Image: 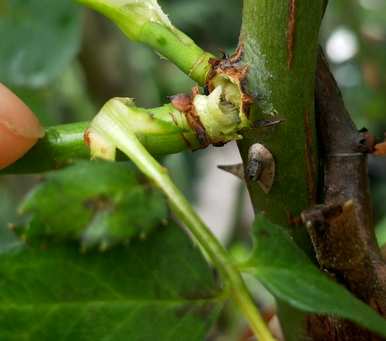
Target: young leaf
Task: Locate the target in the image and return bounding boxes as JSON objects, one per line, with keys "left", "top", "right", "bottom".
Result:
{"left": 242, "top": 214, "right": 386, "bottom": 338}
{"left": 0, "top": 223, "right": 224, "bottom": 340}
{"left": 0, "top": 0, "right": 81, "bottom": 87}
{"left": 19, "top": 160, "right": 168, "bottom": 249}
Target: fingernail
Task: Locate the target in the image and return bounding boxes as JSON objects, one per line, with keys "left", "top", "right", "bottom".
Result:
{"left": 0, "top": 83, "right": 44, "bottom": 169}
{"left": 0, "top": 83, "right": 44, "bottom": 139}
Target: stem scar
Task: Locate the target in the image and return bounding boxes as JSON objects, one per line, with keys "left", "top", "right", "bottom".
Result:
{"left": 287, "top": 0, "right": 297, "bottom": 69}
{"left": 170, "top": 88, "right": 210, "bottom": 148}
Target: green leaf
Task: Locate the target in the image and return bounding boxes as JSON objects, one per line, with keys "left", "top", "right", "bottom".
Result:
{"left": 0, "top": 223, "right": 224, "bottom": 340}
{"left": 242, "top": 215, "right": 386, "bottom": 338}
{"left": 20, "top": 160, "right": 168, "bottom": 250}
{"left": 0, "top": 0, "right": 81, "bottom": 88}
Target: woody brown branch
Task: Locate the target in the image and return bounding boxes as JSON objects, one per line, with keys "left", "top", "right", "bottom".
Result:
{"left": 304, "top": 50, "right": 386, "bottom": 340}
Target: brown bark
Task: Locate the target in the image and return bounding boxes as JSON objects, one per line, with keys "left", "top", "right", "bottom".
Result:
{"left": 303, "top": 51, "right": 386, "bottom": 340}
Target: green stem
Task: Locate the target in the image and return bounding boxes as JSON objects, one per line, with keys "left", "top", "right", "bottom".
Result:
{"left": 1, "top": 103, "right": 198, "bottom": 174}
{"left": 89, "top": 112, "right": 275, "bottom": 341}
{"left": 239, "top": 1, "right": 324, "bottom": 339}
{"left": 2, "top": 122, "right": 89, "bottom": 174}
{"left": 78, "top": 0, "right": 214, "bottom": 85}
{"left": 239, "top": 0, "right": 323, "bottom": 247}
{"left": 3, "top": 80, "right": 249, "bottom": 175}
{"left": 139, "top": 22, "right": 213, "bottom": 85}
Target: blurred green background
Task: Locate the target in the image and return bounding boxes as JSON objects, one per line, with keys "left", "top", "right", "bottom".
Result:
{"left": 1, "top": 0, "right": 386, "bottom": 338}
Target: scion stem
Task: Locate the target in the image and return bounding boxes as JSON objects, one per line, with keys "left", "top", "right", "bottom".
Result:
{"left": 140, "top": 21, "right": 214, "bottom": 85}
{"left": 2, "top": 103, "right": 197, "bottom": 174}
{"left": 78, "top": 0, "right": 214, "bottom": 85}
{"left": 2, "top": 122, "right": 89, "bottom": 174}
{"left": 3, "top": 84, "right": 249, "bottom": 174}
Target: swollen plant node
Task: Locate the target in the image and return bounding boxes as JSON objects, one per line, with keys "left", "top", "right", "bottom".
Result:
{"left": 193, "top": 85, "right": 243, "bottom": 142}
{"left": 86, "top": 82, "right": 254, "bottom": 159}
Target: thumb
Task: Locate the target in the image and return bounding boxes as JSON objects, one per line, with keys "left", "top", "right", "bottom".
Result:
{"left": 0, "top": 83, "right": 44, "bottom": 170}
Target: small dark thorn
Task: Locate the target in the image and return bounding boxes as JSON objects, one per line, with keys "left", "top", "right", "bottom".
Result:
{"left": 253, "top": 119, "right": 284, "bottom": 128}
{"left": 217, "top": 164, "right": 244, "bottom": 181}
{"left": 213, "top": 142, "right": 226, "bottom": 147}
{"left": 217, "top": 48, "right": 228, "bottom": 60}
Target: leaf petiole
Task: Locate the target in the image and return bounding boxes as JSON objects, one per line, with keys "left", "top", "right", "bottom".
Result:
{"left": 87, "top": 104, "right": 276, "bottom": 341}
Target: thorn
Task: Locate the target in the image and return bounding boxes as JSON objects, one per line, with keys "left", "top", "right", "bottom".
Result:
{"left": 217, "top": 163, "right": 244, "bottom": 181}
{"left": 217, "top": 48, "right": 228, "bottom": 60}
{"left": 254, "top": 119, "right": 284, "bottom": 128}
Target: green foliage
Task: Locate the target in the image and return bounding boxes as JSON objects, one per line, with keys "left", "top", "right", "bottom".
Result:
{"left": 242, "top": 215, "right": 386, "bottom": 338}
{"left": 0, "top": 0, "right": 81, "bottom": 88}
{"left": 0, "top": 224, "right": 223, "bottom": 340}
{"left": 1, "top": 1, "right": 386, "bottom": 339}
{"left": 20, "top": 161, "right": 168, "bottom": 249}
